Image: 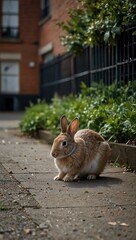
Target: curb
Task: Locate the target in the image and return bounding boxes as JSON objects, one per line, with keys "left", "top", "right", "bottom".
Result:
{"left": 109, "top": 142, "right": 136, "bottom": 171}
{"left": 38, "top": 130, "right": 136, "bottom": 171}
{"left": 38, "top": 130, "right": 56, "bottom": 144}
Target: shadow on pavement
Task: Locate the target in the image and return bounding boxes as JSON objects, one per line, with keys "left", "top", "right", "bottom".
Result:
{"left": 61, "top": 176, "right": 122, "bottom": 188}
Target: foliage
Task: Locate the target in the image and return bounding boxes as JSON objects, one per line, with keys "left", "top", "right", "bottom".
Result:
{"left": 19, "top": 100, "right": 50, "bottom": 136}
{"left": 58, "top": 0, "right": 136, "bottom": 53}
{"left": 20, "top": 81, "right": 136, "bottom": 143}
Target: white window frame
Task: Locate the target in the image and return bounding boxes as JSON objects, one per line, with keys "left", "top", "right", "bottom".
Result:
{"left": 1, "top": 0, "right": 19, "bottom": 38}
{"left": 0, "top": 61, "right": 20, "bottom": 94}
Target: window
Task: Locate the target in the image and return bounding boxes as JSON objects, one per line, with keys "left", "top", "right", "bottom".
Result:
{"left": 42, "top": 51, "right": 54, "bottom": 63}
{"left": 0, "top": 62, "right": 20, "bottom": 93}
{"left": 41, "top": 0, "right": 50, "bottom": 19}
{"left": 1, "top": 0, "right": 19, "bottom": 38}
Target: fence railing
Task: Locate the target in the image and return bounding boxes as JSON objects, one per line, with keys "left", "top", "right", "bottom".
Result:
{"left": 40, "top": 25, "right": 136, "bottom": 102}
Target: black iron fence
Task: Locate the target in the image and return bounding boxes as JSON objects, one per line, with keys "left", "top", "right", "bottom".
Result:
{"left": 40, "top": 25, "right": 136, "bottom": 102}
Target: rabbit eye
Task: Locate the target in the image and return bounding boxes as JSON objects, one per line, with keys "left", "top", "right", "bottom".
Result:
{"left": 62, "top": 140, "right": 67, "bottom": 146}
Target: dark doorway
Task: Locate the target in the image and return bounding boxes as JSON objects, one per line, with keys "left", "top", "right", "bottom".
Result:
{"left": 5, "top": 97, "right": 13, "bottom": 111}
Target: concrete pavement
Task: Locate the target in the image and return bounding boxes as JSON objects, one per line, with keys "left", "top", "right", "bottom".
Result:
{"left": 0, "top": 112, "right": 24, "bottom": 129}
{"left": 0, "top": 112, "right": 136, "bottom": 240}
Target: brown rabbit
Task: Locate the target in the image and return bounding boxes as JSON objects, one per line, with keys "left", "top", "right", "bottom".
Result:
{"left": 50, "top": 116, "right": 111, "bottom": 181}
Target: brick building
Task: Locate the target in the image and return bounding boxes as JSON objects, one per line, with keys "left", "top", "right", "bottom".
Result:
{"left": 39, "top": 0, "right": 78, "bottom": 63}
{"left": 0, "top": 0, "right": 40, "bottom": 110}
{"left": 0, "top": 0, "right": 77, "bottom": 111}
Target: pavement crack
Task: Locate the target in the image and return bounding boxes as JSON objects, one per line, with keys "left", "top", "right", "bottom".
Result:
{"left": 23, "top": 205, "right": 41, "bottom": 209}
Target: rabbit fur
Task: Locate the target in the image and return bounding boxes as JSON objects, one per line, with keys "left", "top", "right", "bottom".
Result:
{"left": 50, "top": 115, "right": 111, "bottom": 182}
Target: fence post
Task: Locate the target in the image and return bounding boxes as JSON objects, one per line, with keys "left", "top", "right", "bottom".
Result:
{"left": 71, "top": 54, "right": 75, "bottom": 93}
{"left": 115, "top": 39, "right": 118, "bottom": 85}
{"left": 89, "top": 46, "right": 93, "bottom": 86}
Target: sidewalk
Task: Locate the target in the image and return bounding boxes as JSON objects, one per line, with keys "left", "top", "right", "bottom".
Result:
{"left": 0, "top": 112, "right": 24, "bottom": 129}
{"left": 0, "top": 113, "right": 136, "bottom": 240}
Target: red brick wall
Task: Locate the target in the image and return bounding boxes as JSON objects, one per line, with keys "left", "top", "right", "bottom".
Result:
{"left": 0, "top": 0, "right": 40, "bottom": 95}
{"left": 0, "top": 0, "right": 78, "bottom": 96}
{"left": 39, "top": 0, "right": 78, "bottom": 57}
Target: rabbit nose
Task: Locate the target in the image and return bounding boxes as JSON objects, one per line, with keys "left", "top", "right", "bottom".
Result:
{"left": 51, "top": 151, "right": 58, "bottom": 158}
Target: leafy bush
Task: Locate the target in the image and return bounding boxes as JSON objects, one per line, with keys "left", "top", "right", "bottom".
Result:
{"left": 20, "top": 81, "right": 136, "bottom": 143}
{"left": 19, "top": 100, "right": 50, "bottom": 136}
{"left": 58, "top": 0, "right": 136, "bottom": 53}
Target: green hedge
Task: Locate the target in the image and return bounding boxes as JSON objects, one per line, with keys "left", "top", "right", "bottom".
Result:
{"left": 20, "top": 81, "right": 136, "bottom": 143}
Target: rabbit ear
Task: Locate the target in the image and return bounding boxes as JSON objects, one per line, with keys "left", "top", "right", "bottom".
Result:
{"left": 68, "top": 117, "right": 79, "bottom": 136}
{"left": 60, "top": 115, "right": 68, "bottom": 133}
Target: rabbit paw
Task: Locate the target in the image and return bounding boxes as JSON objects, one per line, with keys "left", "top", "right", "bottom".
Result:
{"left": 54, "top": 175, "right": 63, "bottom": 181}
{"left": 63, "top": 175, "right": 74, "bottom": 182}
{"left": 87, "top": 174, "right": 96, "bottom": 180}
